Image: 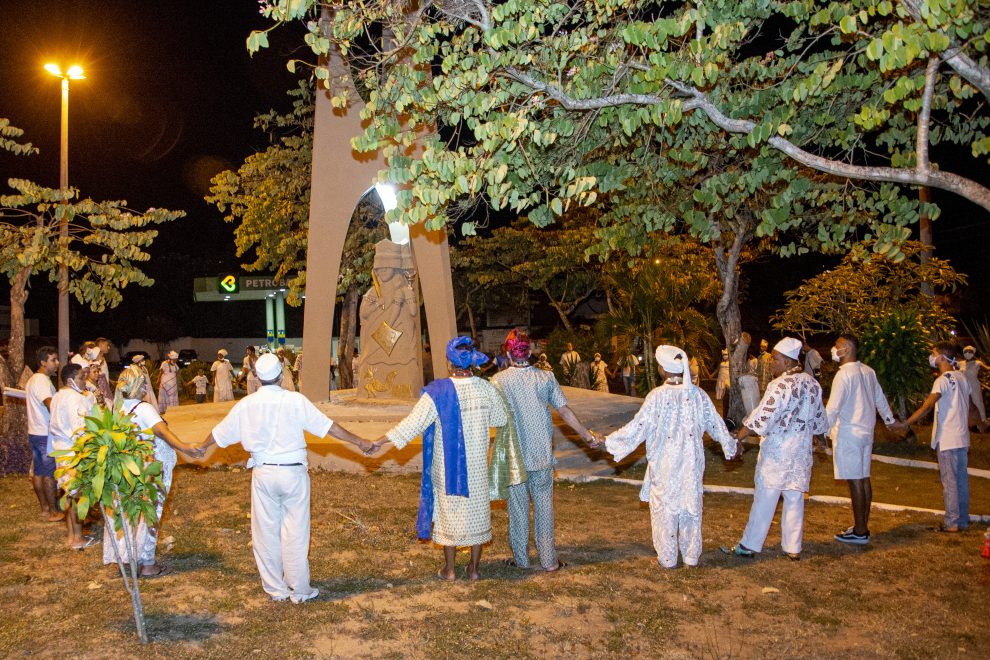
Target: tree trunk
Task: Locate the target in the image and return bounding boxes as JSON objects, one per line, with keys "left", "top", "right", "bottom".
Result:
{"left": 9, "top": 266, "right": 30, "bottom": 379}
{"left": 337, "top": 286, "right": 360, "bottom": 390}
{"left": 545, "top": 292, "right": 575, "bottom": 332}
{"left": 642, "top": 327, "right": 656, "bottom": 391}
{"left": 711, "top": 219, "right": 753, "bottom": 424}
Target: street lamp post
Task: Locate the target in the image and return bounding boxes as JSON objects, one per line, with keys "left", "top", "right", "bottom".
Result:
{"left": 44, "top": 63, "right": 84, "bottom": 362}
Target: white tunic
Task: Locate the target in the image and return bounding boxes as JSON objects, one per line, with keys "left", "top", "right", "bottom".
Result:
{"left": 211, "top": 359, "right": 235, "bottom": 402}
{"left": 48, "top": 385, "right": 96, "bottom": 455}
{"left": 744, "top": 371, "right": 828, "bottom": 492}
{"left": 606, "top": 383, "right": 737, "bottom": 515}
{"left": 825, "top": 361, "right": 895, "bottom": 443}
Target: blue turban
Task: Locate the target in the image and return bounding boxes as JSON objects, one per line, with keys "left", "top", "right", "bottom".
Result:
{"left": 445, "top": 336, "right": 488, "bottom": 369}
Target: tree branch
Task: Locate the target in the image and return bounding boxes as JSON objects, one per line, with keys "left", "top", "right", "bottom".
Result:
{"left": 899, "top": 0, "right": 990, "bottom": 101}
{"left": 917, "top": 56, "right": 939, "bottom": 172}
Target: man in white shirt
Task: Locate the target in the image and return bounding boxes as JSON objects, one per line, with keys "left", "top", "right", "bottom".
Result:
{"left": 194, "top": 354, "right": 374, "bottom": 603}
{"left": 25, "top": 346, "right": 61, "bottom": 522}
{"left": 49, "top": 363, "right": 99, "bottom": 550}
{"left": 825, "top": 335, "right": 897, "bottom": 545}
{"left": 899, "top": 342, "right": 974, "bottom": 532}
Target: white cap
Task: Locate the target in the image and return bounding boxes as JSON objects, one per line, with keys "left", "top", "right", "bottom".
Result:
{"left": 655, "top": 345, "right": 686, "bottom": 374}
{"left": 255, "top": 353, "right": 283, "bottom": 381}
{"left": 773, "top": 337, "right": 802, "bottom": 359}
{"left": 168, "top": 350, "right": 178, "bottom": 359}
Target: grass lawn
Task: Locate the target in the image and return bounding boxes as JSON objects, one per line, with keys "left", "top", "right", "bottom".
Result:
{"left": 1, "top": 467, "right": 988, "bottom": 658}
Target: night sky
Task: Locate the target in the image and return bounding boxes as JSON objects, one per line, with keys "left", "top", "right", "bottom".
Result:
{"left": 1, "top": 1, "right": 988, "bottom": 349}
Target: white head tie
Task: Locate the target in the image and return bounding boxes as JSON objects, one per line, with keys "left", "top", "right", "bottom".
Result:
{"left": 655, "top": 345, "right": 687, "bottom": 374}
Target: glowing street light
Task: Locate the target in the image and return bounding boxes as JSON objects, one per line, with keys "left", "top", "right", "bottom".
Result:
{"left": 45, "top": 62, "right": 85, "bottom": 363}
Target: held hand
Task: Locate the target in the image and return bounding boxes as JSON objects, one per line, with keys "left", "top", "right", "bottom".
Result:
{"left": 587, "top": 431, "right": 605, "bottom": 449}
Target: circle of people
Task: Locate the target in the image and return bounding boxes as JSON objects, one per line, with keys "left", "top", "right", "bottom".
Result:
{"left": 21, "top": 330, "right": 984, "bottom": 601}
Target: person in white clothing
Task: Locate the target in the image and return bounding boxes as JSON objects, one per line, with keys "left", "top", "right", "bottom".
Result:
{"left": 898, "top": 342, "right": 974, "bottom": 532}
{"left": 192, "top": 353, "right": 373, "bottom": 603}
{"left": 49, "top": 363, "right": 99, "bottom": 550}
{"left": 803, "top": 342, "right": 823, "bottom": 380}
{"left": 211, "top": 349, "right": 235, "bottom": 402}
{"left": 602, "top": 345, "right": 738, "bottom": 568}
{"left": 241, "top": 345, "right": 261, "bottom": 394}
{"left": 103, "top": 366, "right": 198, "bottom": 577}
{"left": 825, "top": 335, "right": 897, "bottom": 545}
{"left": 715, "top": 349, "right": 731, "bottom": 401}
{"left": 959, "top": 345, "right": 988, "bottom": 432}
{"left": 721, "top": 337, "right": 829, "bottom": 560}
{"left": 132, "top": 354, "right": 159, "bottom": 409}
{"left": 25, "top": 346, "right": 62, "bottom": 521}
{"left": 185, "top": 369, "right": 209, "bottom": 403}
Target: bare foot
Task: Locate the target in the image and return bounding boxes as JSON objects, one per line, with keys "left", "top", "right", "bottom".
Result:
{"left": 435, "top": 568, "right": 456, "bottom": 581}
{"left": 466, "top": 566, "right": 481, "bottom": 581}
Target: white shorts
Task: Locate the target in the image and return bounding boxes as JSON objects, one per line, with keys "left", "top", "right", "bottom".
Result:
{"left": 832, "top": 438, "right": 872, "bottom": 480}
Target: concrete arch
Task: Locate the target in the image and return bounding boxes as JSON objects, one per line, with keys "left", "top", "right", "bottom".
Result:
{"left": 299, "top": 56, "right": 456, "bottom": 401}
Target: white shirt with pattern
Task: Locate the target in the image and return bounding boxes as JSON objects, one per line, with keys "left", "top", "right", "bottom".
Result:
{"left": 385, "top": 377, "right": 507, "bottom": 546}
{"left": 744, "top": 371, "right": 829, "bottom": 492}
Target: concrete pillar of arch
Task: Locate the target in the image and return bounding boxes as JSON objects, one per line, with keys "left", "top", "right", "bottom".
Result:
{"left": 300, "top": 55, "right": 458, "bottom": 401}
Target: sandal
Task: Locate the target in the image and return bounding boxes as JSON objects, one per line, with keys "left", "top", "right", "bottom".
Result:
{"left": 71, "top": 536, "right": 100, "bottom": 551}
{"left": 719, "top": 544, "right": 755, "bottom": 558}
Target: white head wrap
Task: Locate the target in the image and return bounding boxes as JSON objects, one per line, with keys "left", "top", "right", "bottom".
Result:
{"left": 963, "top": 345, "right": 976, "bottom": 354}
{"left": 168, "top": 350, "right": 178, "bottom": 359}
{"left": 255, "top": 353, "right": 283, "bottom": 381}
{"left": 131, "top": 354, "right": 145, "bottom": 364}
{"left": 217, "top": 348, "right": 228, "bottom": 357}
{"left": 773, "top": 337, "right": 802, "bottom": 359}
{"left": 655, "top": 345, "right": 687, "bottom": 374}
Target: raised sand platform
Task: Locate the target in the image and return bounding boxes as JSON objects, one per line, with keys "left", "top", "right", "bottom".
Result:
{"left": 164, "top": 386, "right": 644, "bottom": 474}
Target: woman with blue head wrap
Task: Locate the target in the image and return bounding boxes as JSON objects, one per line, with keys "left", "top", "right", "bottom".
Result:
{"left": 373, "top": 336, "right": 508, "bottom": 580}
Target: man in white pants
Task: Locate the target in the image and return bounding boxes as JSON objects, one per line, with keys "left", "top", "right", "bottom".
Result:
{"left": 826, "top": 334, "right": 897, "bottom": 545}
{"left": 721, "top": 337, "right": 829, "bottom": 560}
{"left": 196, "top": 354, "right": 373, "bottom": 603}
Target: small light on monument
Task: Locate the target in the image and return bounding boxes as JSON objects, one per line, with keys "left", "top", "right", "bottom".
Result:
{"left": 375, "top": 183, "right": 398, "bottom": 212}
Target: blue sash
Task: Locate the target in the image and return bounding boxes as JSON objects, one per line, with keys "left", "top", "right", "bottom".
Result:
{"left": 416, "top": 378, "right": 469, "bottom": 540}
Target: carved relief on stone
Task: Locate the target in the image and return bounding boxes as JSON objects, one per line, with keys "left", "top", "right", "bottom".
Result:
{"left": 356, "top": 239, "right": 423, "bottom": 399}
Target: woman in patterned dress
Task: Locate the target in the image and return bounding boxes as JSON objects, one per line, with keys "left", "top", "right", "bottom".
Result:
{"left": 376, "top": 337, "right": 507, "bottom": 580}
{"left": 157, "top": 350, "right": 180, "bottom": 413}
{"left": 103, "top": 366, "right": 198, "bottom": 577}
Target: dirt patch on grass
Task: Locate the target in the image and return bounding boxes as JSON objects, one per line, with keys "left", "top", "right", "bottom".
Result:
{"left": 1, "top": 468, "right": 988, "bottom": 658}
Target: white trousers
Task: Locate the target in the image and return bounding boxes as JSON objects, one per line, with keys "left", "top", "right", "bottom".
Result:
{"left": 251, "top": 466, "right": 317, "bottom": 603}
{"left": 740, "top": 487, "right": 805, "bottom": 554}
{"left": 650, "top": 501, "right": 702, "bottom": 568}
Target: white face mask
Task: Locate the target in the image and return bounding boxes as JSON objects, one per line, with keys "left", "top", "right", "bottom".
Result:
{"left": 963, "top": 352, "right": 974, "bottom": 360}
{"left": 831, "top": 347, "right": 844, "bottom": 363}
{"left": 929, "top": 354, "right": 939, "bottom": 369}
